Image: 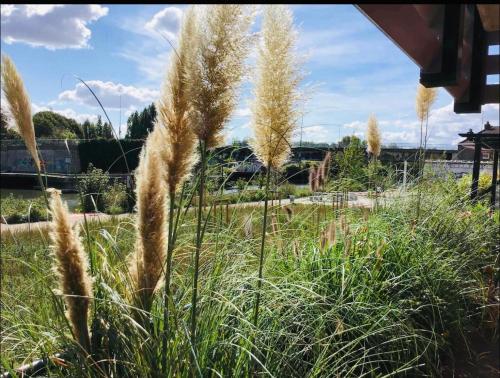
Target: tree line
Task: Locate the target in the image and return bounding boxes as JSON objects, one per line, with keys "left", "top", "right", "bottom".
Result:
{"left": 0, "top": 103, "right": 157, "bottom": 140}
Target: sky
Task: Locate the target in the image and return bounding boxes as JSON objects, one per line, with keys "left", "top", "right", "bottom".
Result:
{"left": 1, "top": 4, "right": 499, "bottom": 149}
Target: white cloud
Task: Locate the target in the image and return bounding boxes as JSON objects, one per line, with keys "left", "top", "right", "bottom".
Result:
{"left": 145, "top": 7, "right": 183, "bottom": 41}
{"left": 1, "top": 4, "right": 108, "bottom": 49}
{"left": 294, "top": 125, "right": 330, "bottom": 142}
{"left": 234, "top": 107, "right": 252, "bottom": 117}
{"left": 58, "top": 80, "right": 159, "bottom": 110}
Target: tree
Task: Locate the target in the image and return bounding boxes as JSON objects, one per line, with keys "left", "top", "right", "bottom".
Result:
{"left": 125, "top": 103, "right": 157, "bottom": 139}
{"left": 32, "top": 111, "right": 84, "bottom": 139}
{"left": 0, "top": 109, "right": 20, "bottom": 139}
{"left": 336, "top": 135, "right": 367, "bottom": 182}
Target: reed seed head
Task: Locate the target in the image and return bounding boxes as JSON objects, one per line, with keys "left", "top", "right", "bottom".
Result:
{"left": 366, "top": 114, "right": 381, "bottom": 159}
{"left": 187, "top": 5, "right": 254, "bottom": 149}
{"left": 1, "top": 54, "right": 40, "bottom": 170}
{"left": 48, "top": 188, "right": 92, "bottom": 353}
{"left": 416, "top": 84, "right": 437, "bottom": 122}
{"left": 156, "top": 6, "right": 199, "bottom": 194}
{"left": 129, "top": 130, "right": 167, "bottom": 313}
{"left": 250, "top": 5, "right": 302, "bottom": 170}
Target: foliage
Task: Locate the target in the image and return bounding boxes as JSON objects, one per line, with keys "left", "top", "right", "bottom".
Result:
{"left": 125, "top": 103, "right": 157, "bottom": 140}
{"left": 1, "top": 183, "right": 498, "bottom": 376}
{"left": 33, "top": 111, "right": 83, "bottom": 139}
{"left": 335, "top": 135, "right": 367, "bottom": 181}
{"left": 103, "top": 181, "right": 128, "bottom": 215}
{"left": 0, "top": 193, "right": 48, "bottom": 223}
{"left": 77, "top": 163, "right": 110, "bottom": 212}
{"left": 78, "top": 139, "right": 143, "bottom": 173}
{"left": 0, "top": 109, "right": 20, "bottom": 139}
{"left": 235, "top": 178, "right": 246, "bottom": 192}
{"left": 457, "top": 172, "right": 493, "bottom": 198}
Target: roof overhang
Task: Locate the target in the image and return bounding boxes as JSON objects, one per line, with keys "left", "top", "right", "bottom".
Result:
{"left": 356, "top": 4, "right": 500, "bottom": 114}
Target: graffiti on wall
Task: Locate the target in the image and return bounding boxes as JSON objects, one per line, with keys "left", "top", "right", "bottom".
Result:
{"left": 1, "top": 149, "right": 73, "bottom": 173}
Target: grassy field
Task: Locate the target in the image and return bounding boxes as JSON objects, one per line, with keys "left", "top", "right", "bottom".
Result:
{"left": 1, "top": 180, "right": 498, "bottom": 377}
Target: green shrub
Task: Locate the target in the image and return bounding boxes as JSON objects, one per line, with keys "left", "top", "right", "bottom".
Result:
{"left": 457, "top": 172, "right": 492, "bottom": 199}
{"left": 77, "top": 163, "right": 110, "bottom": 212}
{"left": 0, "top": 194, "right": 48, "bottom": 224}
{"left": 103, "top": 181, "right": 128, "bottom": 215}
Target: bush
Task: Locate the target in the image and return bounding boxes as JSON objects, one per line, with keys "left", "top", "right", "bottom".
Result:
{"left": 457, "top": 172, "right": 492, "bottom": 199}
{"left": 0, "top": 194, "right": 48, "bottom": 224}
{"left": 103, "top": 181, "right": 128, "bottom": 215}
{"left": 77, "top": 163, "right": 110, "bottom": 212}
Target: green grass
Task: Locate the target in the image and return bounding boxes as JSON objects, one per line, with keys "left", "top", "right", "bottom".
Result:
{"left": 1, "top": 181, "right": 498, "bottom": 377}
{"left": 0, "top": 193, "right": 49, "bottom": 224}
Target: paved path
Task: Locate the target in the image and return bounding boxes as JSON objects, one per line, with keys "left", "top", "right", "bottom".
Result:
{"left": 1, "top": 192, "right": 387, "bottom": 234}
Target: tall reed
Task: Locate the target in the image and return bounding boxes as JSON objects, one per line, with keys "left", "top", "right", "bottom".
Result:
{"left": 249, "top": 4, "right": 301, "bottom": 327}
{"left": 415, "top": 84, "right": 437, "bottom": 220}
{"left": 154, "top": 6, "right": 199, "bottom": 371}
{"left": 1, "top": 54, "right": 48, "bottom": 208}
{"left": 185, "top": 4, "right": 253, "bottom": 365}
{"left": 128, "top": 130, "right": 167, "bottom": 316}
{"left": 48, "top": 188, "right": 92, "bottom": 353}
{"left": 366, "top": 114, "right": 381, "bottom": 206}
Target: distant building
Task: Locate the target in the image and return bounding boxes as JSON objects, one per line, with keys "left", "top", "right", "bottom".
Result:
{"left": 456, "top": 122, "right": 498, "bottom": 161}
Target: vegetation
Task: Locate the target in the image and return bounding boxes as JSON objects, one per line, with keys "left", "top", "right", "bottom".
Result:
{"left": 76, "top": 163, "right": 110, "bottom": 212}
{"left": 0, "top": 194, "right": 48, "bottom": 224}
{"left": 1, "top": 5, "right": 498, "bottom": 378}
{"left": 125, "top": 103, "right": 157, "bottom": 140}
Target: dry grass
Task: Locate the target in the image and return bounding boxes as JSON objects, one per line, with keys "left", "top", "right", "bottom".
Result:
{"left": 1, "top": 54, "right": 40, "bottom": 170}
{"left": 416, "top": 84, "right": 437, "bottom": 123}
{"left": 156, "top": 6, "right": 199, "bottom": 195}
{"left": 250, "top": 5, "right": 302, "bottom": 170}
{"left": 48, "top": 188, "right": 92, "bottom": 353}
{"left": 187, "top": 5, "right": 254, "bottom": 149}
{"left": 128, "top": 131, "right": 167, "bottom": 313}
{"left": 366, "top": 114, "right": 381, "bottom": 159}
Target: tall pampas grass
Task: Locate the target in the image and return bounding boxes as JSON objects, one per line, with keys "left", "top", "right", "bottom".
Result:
{"left": 415, "top": 84, "right": 437, "bottom": 220}
{"left": 128, "top": 130, "right": 167, "bottom": 315}
{"left": 250, "top": 4, "right": 302, "bottom": 328}
{"left": 319, "top": 151, "right": 332, "bottom": 188}
{"left": 366, "top": 114, "right": 381, "bottom": 160}
{"left": 156, "top": 6, "right": 198, "bottom": 196}
{"left": 187, "top": 4, "right": 254, "bottom": 149}
{"left": 155, "top": 7, "right": 200, "bottom": 370}
{"left": 48, "top": 188, "right": 92, "bottom": 353}
{"left": 186, "top": 5, "right": 254, "bottom": 365}
{"left": 1, "top": 54, "right": 48, "bottom": 207}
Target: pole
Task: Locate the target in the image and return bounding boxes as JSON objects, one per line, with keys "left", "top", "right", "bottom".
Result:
{"left": 491, "top": 150, "right": 498, "bottom": 210}
{"left": 471, "top": 139, "right": 482, "bottom": 202}
{"left": 403, "top": 160, "right": 407, "bottom": 191}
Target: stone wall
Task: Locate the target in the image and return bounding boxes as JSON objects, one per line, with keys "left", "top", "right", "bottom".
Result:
{"left": 0, "top": 140, "right": 81, "bottom": 173}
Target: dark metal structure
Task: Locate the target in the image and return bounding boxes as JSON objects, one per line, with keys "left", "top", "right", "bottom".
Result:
{"left": 356, "top": 4, "right": 499, "bottom": 114}
{"left": 458, "top": 122, "right": 500, "bottom": 206}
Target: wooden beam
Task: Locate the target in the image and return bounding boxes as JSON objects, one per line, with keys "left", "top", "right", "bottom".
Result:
{"left": 476, "top": 4, "right": 500, "bottom": 32}
{"left": 355, "top": 5, "right": 444, "bottom": 71}
{"left": 484, "top": 84, "right": 500, "bottom": 104}
{"left": 420, "top": 4, "right": 464, "bottom": 87}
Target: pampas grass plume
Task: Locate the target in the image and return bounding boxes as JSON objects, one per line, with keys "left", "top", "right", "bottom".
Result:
{"left": 1, "top": 54, "right": 40, "bottom": 170}
{"left": 187, "top": 5, "right": 253, "bottom": 149}
{"left": 416, "top": 84, "right": 437, "bottom": 122}
{"left": 48, "top": 188, "right": 92, "bottom": 353}
{"left": 156, "top": 6, "right": 198, "bottom": 194}
{"left": 366, "top": 114, "right": 381, "bottom": 158}
{"left": 129, "top": 130, "right": 167, "bottom": 312}
{"left": 250, "top": 5, "right": 302, "bottom": 169}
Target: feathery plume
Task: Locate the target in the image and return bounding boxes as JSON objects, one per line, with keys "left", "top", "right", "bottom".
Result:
{"left": 320, "top": 220, "right": 336, "bottom": 252}
{"left": 48, "top": 188, "right": 92, "bottom": 353}
{"left": 129, "top": 130, "right": 167, "bottom": 313}
{"left": 243, "top": 214, "right": 254, "bottom": 239}
{"left": 1, "top": 54, "right": 40, "bottom": 170}
{"left": 415, "top": 84, "right": 437, "bottom": 122}
{"left": 309, "top": 165, "right": 318, "bottom": 192}
{"left": 271, "top": 212, "right": 279, "bottom": 234}
{"left": 283, "top": 206, "right": 293, "bottom": 222}
{"left": 156, "top": 6, "right": 199, "bottom": 194}
{"left": 319, "top": 151, "right": 331, "bottom": 187}
{"left": 250, "top": 5, "right": 302, "bottom": 169}
{"left": 187, "top": 5, "right": 254, "bottom": 149}
{"left": 366, "top": 114, "right": 381, "bottom": 159}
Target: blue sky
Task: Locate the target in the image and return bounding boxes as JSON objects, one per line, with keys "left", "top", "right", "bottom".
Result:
{"left": 1, "top": 4, "right": 498, "bottom": 148}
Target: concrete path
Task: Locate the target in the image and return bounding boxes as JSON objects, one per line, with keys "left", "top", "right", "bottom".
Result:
{"left": 1, "top": 192, "right": 385, "bottom": 234}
